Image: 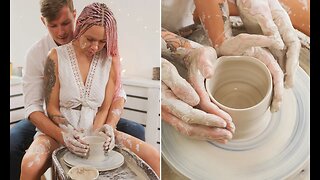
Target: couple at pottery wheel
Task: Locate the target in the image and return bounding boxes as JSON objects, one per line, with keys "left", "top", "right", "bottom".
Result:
{"left": 19, "top": 2, "right": 160, "bottom": 180}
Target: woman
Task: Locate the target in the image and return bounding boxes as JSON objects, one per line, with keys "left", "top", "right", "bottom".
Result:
{"left": 20, "top": 3, "right": 160, "bottom": 179}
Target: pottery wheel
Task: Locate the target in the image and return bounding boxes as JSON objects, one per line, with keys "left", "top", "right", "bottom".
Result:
{"left": 162, "top": 67, "right": 310, "bottom": 179}
{"left": 63, "top": 150, "right": 125, "bottom": 171}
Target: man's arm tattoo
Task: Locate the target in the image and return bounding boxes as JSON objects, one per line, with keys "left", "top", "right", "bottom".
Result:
{"left": 48, "top": 114, "right": 68, "bottom": 126}
{"left": 161, "top": 28, "right": 192, "bottom": 52}
{"left": 44, "top": 57, "right": 56, "bottom": 106}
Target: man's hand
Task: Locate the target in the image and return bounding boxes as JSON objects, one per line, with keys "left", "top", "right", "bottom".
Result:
{"left": 236, "top": 0, "right": 301, "bottom": 88}
{"left": 94, "top": 124, "right": 115, "bottom": 153}
{"left": 217, "top": 0, "right": 295, "bottom": 112}
{"left": 161, "top": 57, "right": 234, "bottom": 143}
{"left": 218, "top": 35, "right": 285, "bottom": 112}
{"left": 60, "top": 124, "right": 89, "bottom": 157}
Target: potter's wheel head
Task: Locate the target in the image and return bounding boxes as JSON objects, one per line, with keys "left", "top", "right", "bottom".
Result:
{"left": 162, "top": 67, "right": 310, "bottom": 179}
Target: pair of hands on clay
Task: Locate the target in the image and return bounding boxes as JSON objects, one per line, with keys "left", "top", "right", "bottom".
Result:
{"left": 218, "top": 0, "right": 300, "bottom": 112}
{"left": 161, "top": 0, "right": 300, "bottom": 143}
{"left": 161, "top": 47, "right": 235, "bottom": 144}
{"left": 60, "top": 123, "right": 115, "bottom": 157}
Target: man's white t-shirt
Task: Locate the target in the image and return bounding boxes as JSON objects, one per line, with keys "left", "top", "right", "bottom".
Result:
{"left": 23, "top": 33, "right": 57, "bottom": 119}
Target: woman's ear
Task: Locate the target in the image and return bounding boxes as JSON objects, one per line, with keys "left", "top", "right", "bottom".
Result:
{"left": 73, "top": 9, "right": 77, "bottom": 19}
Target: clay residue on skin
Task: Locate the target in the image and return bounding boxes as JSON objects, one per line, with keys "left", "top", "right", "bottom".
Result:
{"left": 127, "top": 138, "right": 133, "bottom": 149}
{"left": 219, "top": 2, "right": 233, "bottom": 39}
{"left": 112, "top": 108, "right": 122, "bottom": 117}
{"left": 27, "top": 139, "right": 51, "bottom": 167}
{"left": 135, "top": 143, "right": 140, "bottom": 152}
{"left": 201, "top": 12, "right": 207, "bottom": 22}
{"left": 202, "top": 26, "right": 214, "bottom": 48}
{"left": 116, "top": 132, "right": 132, "bottom": 149}
{"left": 178, "top": 121, "right": 192, "bottom": 136}
{"left": 218, "top": 3, "right": 228, "bottom": 23}
{"left": 298, "top": 0, "right": 308, "bottom": 11}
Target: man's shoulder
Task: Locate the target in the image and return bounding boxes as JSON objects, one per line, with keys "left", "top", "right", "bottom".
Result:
{"left": 27, "top": 34, "right": 56, "bottom": 58}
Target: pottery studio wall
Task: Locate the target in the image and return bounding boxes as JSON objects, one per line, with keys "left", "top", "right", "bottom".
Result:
{"left": 10, "top": 0, "right": 160, "bottom": 79}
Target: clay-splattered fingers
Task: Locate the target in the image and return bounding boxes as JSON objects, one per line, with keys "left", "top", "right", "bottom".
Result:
{"left": 218, "top": 33, "right": 282, "bottom": 56}
{"left": 185, "top": 48, "right": 234, "bottom": 132}
{"left": 186, "top": 46, "right": 216, "bottom": 78}
{"left": 236, "top": 0, "right": 285, "bottom": 50}
{"left": 269, "top": 2, "right": 301, "bottom": 88}
{"left": 162, "top": 108, "right": 233, "bottom": 142}
{"left": 244, "top": 47, "right": 284, "bottom": 112}
{"left": 162, "top": 83, "right": 227, "bottom": 128}
{"left": 162, "top": 58, "right": 200, "bottom": 106}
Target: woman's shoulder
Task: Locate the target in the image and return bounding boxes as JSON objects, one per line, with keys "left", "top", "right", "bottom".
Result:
{"left": 52, "top": 42, "right": 74, "bottom": 61}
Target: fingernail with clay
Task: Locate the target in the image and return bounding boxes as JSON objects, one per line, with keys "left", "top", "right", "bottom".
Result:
{"left": 270, "top": 101, "right": 281, "bottom": 113}
{"left": 216, "top": 129, "right": 232, "bottom": 140}
{"left": 203, "top": 67, "right": 213, "bottom": 78}
{"left": 216, "top": 119, "right": 227, "bottom": 128}
{"left": 217, "top": 139, "right": 228, "bottom": 144}
{"left": 227, "top": 122, "right": 236, "bottom": 134}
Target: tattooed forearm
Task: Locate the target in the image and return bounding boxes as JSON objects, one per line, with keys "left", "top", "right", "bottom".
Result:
{"left": 161, "top": 28, "right": 194, "bottom": 65}
{"left": 48, "top": 114, "right": 67, "bottom": 125}
{"left": 44, "top": 57, "right": 56, "bottom": 106}
{"left": 161, "top": 28, "right": 192, "bottom": 52}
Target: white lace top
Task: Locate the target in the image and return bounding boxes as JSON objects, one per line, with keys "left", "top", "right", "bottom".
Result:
{"left": 57, "top": 42, "right": 112, "bottom": 130}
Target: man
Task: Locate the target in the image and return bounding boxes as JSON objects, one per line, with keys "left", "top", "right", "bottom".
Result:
{"left": 10, "top": 1, "right": 144, "bottom": 179}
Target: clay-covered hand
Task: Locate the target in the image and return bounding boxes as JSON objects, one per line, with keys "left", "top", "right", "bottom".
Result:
{"left": 178, "top": 46, "right": 235, "bottom": 132}
{"left": 161, "top": 56, "right": 235, "bottom": 143}
{"left": 235, "top": 0, "right": 301, "bottom": 88}
{"left": 218, "top": 34, "right": 284, "bottom": 112}
{"left": 60, "top": 124, "right": 89, "bottom": 157}
{"left": 95, "top": 124, "right": 115, "bottom": 153}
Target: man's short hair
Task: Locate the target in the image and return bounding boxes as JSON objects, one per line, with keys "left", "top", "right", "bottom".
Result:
{"left": 40, "top": 0, "right": 74, "bottom": 22}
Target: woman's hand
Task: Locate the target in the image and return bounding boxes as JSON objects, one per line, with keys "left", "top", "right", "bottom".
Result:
{"left": 60, "top": 124, "right": 89, "bottom": 157}
{"left": 94, "top": 124, "right": 115, "bottom": 153}
{"left": 162, "top": 49, "right": 235, "bottom": 143}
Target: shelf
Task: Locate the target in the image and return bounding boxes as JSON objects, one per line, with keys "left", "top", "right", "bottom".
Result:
{"left": 10, "top": 76, "right": 23, "bottom": 85}
{"left": 122, "top": 77, "right": 160, "bottom": 88}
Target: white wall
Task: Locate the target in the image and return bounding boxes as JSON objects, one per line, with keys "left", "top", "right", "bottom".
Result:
{"left": 10, "top": 0, "right": 160, "bottom": 79}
